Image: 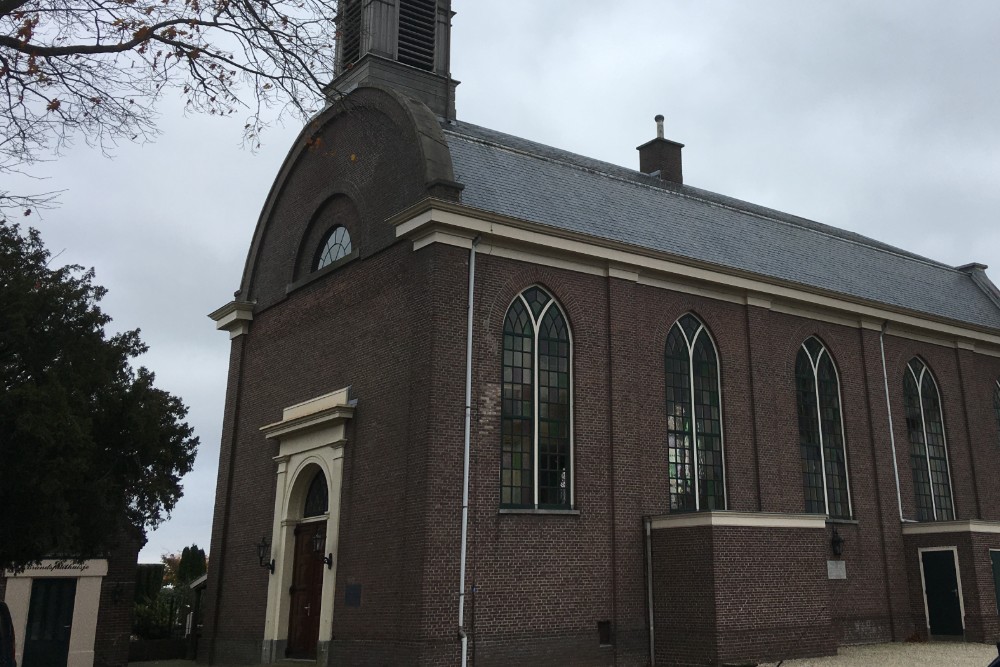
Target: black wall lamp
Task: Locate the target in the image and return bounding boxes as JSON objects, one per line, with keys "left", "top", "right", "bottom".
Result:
{"left": 831, "top": 527, "right": 845, "bottom": 557}
{"left": 256, "top": 536, "right": 275, "bottom": 574}
{"left": 312, "top": 528, "right": 333, "bottom": 570}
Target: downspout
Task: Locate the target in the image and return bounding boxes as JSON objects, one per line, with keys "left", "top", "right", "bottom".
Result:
{"left": 644, "top": 517, "right": 656, "bottom": 666}
{"left": 459, "top": 236, "right": 481, "bottom": 667}
{"left": 879, "top": 321, "right": 904, "bottom": 522}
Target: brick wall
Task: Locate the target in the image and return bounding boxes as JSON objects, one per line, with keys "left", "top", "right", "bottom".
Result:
{"left": 649, "top": 523, "right": 834, "bottom": 666}
{"left": 199, "top": 87, "right": 1000, "bottom": 664}
{"left": 650, "top": 526, "right": 716, "bottom": 665}
{"left": 201, "top": 87, "right": 459, "bottom": 666}
{"left": 94, "top": 531, "right": 142, "bottom": 667}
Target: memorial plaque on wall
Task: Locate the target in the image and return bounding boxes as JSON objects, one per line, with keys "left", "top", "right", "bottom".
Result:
{"left": 827, "top": 560, "right": 847, "bottom": 580}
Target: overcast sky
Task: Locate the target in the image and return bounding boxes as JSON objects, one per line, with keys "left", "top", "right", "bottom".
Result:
{"left": 10, "top": 1, "right": 1000, "bottom": 563}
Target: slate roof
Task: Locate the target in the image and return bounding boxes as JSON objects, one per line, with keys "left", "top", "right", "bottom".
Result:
{"left": 442, "top": 120, "right": 1000, "bottom": 332}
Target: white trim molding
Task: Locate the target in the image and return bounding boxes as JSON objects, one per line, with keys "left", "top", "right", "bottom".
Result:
{"left": 209, "top": 300, "right": 255, "bottom": 339}
{"left": 648, "top": 511, "right": 827, "bottom": 531}
{"left": 902, "top": 520, "right": 1000, "bottom": 536}
{"left": 391, "top": 202, "right": 1000, "bottom": 354}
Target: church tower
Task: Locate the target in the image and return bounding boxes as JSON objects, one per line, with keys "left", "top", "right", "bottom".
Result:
{"left": 327, "top": 0, "right": 458, "bottom": 119}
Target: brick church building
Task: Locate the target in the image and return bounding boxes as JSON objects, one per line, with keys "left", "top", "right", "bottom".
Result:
{"left": 201, "top": 2, "right": 1000, "bottom": 665}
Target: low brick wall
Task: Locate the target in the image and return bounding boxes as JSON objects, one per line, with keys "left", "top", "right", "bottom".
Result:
{"left": 650, "top": 514, "right": 835, "bottom": 666}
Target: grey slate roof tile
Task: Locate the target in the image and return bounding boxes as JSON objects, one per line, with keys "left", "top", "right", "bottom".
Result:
{"left": 442, "top": 120, "right": 1000, "bottom": 332}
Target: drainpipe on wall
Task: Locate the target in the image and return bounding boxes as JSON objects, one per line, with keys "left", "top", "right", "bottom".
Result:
{"left": 644, "top": 517, "right": 656, "bottom": 666}
{"left": 879, "top": 321, "right": 905, "bottom": 522}
{"left": 459, "top": 236, "right": 481, "bottom": 667}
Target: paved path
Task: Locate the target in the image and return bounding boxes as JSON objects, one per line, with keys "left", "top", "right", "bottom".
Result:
{"left": 132, "top": 642, "right": 1000, "bottom": 666}
{"left": 761, "top": 642, "right": 998, "bottom": 666}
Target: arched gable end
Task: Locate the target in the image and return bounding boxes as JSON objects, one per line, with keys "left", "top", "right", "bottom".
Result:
{"left": 238, "top": 85, "right": 458, "bottom": 309}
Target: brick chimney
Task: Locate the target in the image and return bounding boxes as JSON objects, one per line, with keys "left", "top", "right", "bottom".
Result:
{"left": 637, "top": 114, "right": 684, "bottom": 184}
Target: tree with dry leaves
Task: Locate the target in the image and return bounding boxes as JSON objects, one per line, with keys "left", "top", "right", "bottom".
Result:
{"left": 0, "top": 0, "right": 339, "bottom": 217}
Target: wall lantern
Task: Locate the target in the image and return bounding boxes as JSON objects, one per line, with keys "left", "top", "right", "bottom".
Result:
{"left": 256, "top": 535, "right": 275, "bottom": 574}
{"left": 312, "top": 528, "right": 333, "bottom": 570}
{"left": 831, "top": 528, "right": 845, "bottom": 557}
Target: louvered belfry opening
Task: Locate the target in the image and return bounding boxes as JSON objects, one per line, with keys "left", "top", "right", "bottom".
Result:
{"left": 340, "top": 0, "right": 363, "bottom": 68}
{"left": 327, "top": 0, "right": 455, "bottom": 119}
{"left": 397, "top": 0, "right": 436, "bottom": 71}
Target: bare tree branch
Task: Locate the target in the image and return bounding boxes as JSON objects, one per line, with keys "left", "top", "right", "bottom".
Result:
{"left": 1, "top": 0, "right": 340, "bottom": 215}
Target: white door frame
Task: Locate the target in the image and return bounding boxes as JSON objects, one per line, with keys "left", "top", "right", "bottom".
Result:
{"left": 917, "top": 546, "right": 966, "bottom": 632}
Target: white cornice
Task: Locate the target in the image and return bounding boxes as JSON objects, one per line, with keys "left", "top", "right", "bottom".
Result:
{"left": 648, "top": 511, "right": 827, "bottom": 531}
{"left": 260, "top": 406, "right": 354, "bottom": 440}
{"left": 901, "top": 520, "right": 1000, "bottom": 536}
{"left": 391, "top": 202, "right": 1000, "bottom": 353}
{"left": 209, "top": 301, "right": 255, "bottom": 339}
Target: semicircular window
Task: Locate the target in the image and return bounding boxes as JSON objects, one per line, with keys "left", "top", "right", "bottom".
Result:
{"left": 314, "top": 226, "right": 352, "bottom": 270}
{"left": 303, "top": 471, "right": 329, "bottom": 517}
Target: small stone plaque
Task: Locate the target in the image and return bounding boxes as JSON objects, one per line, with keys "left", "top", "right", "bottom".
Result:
{"left": 345, "top": 583, "right": 362, "bottom": 607}
{"left": 827, "top": 560, "right": 847, "bottom": 580}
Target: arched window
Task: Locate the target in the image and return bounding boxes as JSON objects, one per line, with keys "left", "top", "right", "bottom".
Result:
{"left": 795, "top": 337, "right": 851, "bottom": 518}
{"left": 665, "top": 313, "right": 725, "bottom": 512}
{"left": 500, "top": 286, "right": 572, "bottom": 509}
{"left": 303, "top": 471, "right": 329, "bottom": 517}
{"left": 314, "top": 226, "right": 352, "bottom": 270}
{"left": 904, "top": 358, "right": 954, "bottom": 521}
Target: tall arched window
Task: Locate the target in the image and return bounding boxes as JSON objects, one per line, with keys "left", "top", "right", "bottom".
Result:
{"left": 500, "top": 286, "right": 572, "bottom": 509}
{"left": 904, "top": 358, "right": 954, "bottom": 521}
{"left": 795, "top": 337, "right": 851, "bottom": 518}
{"left": 665, "top": 313, "right": 725, "bottom": 512}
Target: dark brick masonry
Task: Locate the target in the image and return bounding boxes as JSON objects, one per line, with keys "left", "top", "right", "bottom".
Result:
{"left": 200, "top": 86, "right": 1000, "bottom": 665}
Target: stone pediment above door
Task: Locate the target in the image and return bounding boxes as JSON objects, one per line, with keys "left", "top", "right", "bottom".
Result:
{"left": 260, "top": 387, "right": 355, "bottom": 459}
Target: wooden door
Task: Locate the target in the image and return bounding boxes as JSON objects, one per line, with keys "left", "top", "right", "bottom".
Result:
{"left": 21, "top": 578, "right": 76, "bottom": 667}
{"left": 287, "top": 522, "right": 324, "bottom": 658}
{"left": 921, "top": 550, "right": 963, "bottom": 636}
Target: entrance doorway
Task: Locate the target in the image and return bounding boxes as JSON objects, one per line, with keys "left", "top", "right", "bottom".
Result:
{"left": 920, "top": 548, "right": 964, "bottom": 637}
{"left": 21, "top": 578, "right": 77, "bottom": 667}
{"left": 286, "top": 521, "right": 324, "bottom": 659}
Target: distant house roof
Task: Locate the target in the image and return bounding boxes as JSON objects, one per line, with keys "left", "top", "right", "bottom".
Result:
{"left": 443, "top": 120, "right": 1000, "bottom": 331}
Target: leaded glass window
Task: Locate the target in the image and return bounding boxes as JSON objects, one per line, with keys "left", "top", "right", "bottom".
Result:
{"left": 303, "top": 471, "right": 329, "bottom": 517}
{"left": 904, "top": 358, "right": 954, "bottom": 521}
{"left": 795, "top": 337, "right": 851, "bottom": 518}
{"left": 665, "top": 313, "right": 725, "bottom": 512}
{"left": 314, "top": 226, "right": 352, "bottom": 270}
{"left": 501, "top": 286, "right": 572, "bottom": 509}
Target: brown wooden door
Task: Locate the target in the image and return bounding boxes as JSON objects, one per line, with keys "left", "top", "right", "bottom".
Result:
{"left": 287, "top": 522, "right": 324, "bottom": 658}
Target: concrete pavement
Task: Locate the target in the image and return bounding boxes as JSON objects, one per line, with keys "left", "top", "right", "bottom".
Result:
{"left": 132, "top": 642, "right": 1000, "bottom": 666}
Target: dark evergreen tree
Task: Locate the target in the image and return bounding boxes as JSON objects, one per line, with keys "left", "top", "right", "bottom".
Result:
{"left": 0, "top": 222, "right": 198, "bottom": 572}
{"left": 176, "top": 545, "right": 207, "bottom": 585}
